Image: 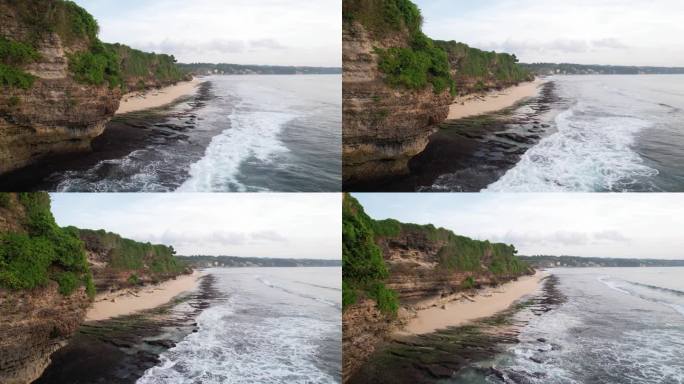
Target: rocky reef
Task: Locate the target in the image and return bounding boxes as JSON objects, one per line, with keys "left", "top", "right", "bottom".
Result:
{"left": 342, "top": 20, "right": 451, "bottom": 185}
{"left": 342, "top": 194, "right": 533, "bottom": 381}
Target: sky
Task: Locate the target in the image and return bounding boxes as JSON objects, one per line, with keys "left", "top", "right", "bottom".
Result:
{"left": 353, "top": 193, "right": 684, "bottom": 260}
{"left": 50, "top": 193, "right": 341, "bottom": 259}
{"left": 75, "top": 0, "right": 341, "bottom": 67}
{"left": 413, "top": 0, "right": 684, "bottom": 67}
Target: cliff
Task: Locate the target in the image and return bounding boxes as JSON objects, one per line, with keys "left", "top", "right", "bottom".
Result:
{"left": 342, "top": 194, "right": 533, "bottom": 380}
{"left": 0, "top": 0, "right": 188, "bottom": 176}
{"left": 76, "top": 228, "right": 189, "bottom": 294}
{"left": 436, "top": 40, "right": 533, "bottom": 95}
{"left": 342, "top": 0, "right": 533, "bottom": 186}
{"left": 0, "top": 193, "right": 92, "bottom": 384}
{"left": 0, "top": 193, "right": 189, "bottom": 383}
{"left": 342, "top": 0, "right": 453, "bottom": 185}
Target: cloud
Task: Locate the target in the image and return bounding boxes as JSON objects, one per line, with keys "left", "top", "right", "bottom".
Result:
{"left": 416, "top": 0, "right": 684, "bottom": 66}
{"left": 250, "top": 230, "right": 288, "bottom": 243}
{"left": 489, "top": 229, "right": 629, "bottom": 248}
{"left": 480, "top": 38, "right": 629, "bottom": 57}
{"left": 137, "top": 38, "right": 288, "bottom": 57}
{"left": 591, "top": 38, "right": 629, "bottom": 49}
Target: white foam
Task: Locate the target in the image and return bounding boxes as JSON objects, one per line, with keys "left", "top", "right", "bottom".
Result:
{"left": 485, "top": 102, "right": 658, "bottom": 192}
{"left": 177, "top": 79, "right": 299, "bottom": 192}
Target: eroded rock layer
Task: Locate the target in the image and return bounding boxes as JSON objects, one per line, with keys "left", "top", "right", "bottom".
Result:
{"left": 342, "top": 22, "right": 451, "bottom": 184}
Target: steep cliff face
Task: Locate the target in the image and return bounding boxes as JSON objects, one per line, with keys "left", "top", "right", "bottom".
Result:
{"left": 0, "top": 281, "right": 89, "bottom": 384}
{"left": 77, "top": 228, "right": 189, "bottom": 294}
{"left": 342, "top": 194, "right": 533, "bottom": 381}
{"left": 377, "top": 224, "right": 533, "bottom": 306}
{"left": 436, "top": 40, "right": 533, "bottom": 96}
{"left": 0, "top": 193, "right": 92, "bottom": 384}
{"left": 342, "top": 19, "right": 452, "bottom": 185}
{"left": 0, "top": 0, "right": 121, "bottom": 175}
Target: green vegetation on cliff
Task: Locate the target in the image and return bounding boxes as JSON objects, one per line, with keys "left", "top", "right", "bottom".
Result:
{"left": 344, "top": 0, "right": 455, "bottom": 95}
{"left": 374, "top": 219, "right": 529, "bottom": 276}
{"left": 0, "top": 193, "right": 94, "bottom": 297}
{"left": 0, "top": 37, "right": 39, "bottom": 89}
{"left": 0, "top": 192, "right": 189, "bottom": 297}
{"left": 1, "top": 0, "right": 187, "bottom": 91}
{"left": 77, "top": 228, "right": 185, "bottom": 279}
{"left": 343, "top": 194, "right": 398, "bottom": 315}
{"left": 343, "top": 0, "right": 532, "bottom": 96}
{"left": 435, "top": 40, "right": 533, "bottom": 94}
{"left": 343, "top": 194, "right": 532, "bottom": 313}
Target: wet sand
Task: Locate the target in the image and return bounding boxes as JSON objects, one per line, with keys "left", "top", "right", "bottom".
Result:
{"left": 116, "top": 78, "right": 200, "bottom": 114}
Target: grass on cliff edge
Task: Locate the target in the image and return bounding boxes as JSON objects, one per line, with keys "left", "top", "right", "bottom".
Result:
{"left": 344, "top": 0, "right": 456, "bottom": 96}
{"left": 0, "top": 193, "right": 95, "bottom": 297}
{"left": 343, "top": 194, "right": 399, "bottom": 316}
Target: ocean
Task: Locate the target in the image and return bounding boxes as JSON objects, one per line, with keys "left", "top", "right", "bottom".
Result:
{"left": 454, "top": 267, "right": 684, "bottom": 383}
{"left": 137, "top": 267, "right": 342, "bottom": 384}
{"left": 486, "top": 75, "right": 684, "bottom": 192}
{"left": 0, "top": 75, "right": 341, "bottom": 192}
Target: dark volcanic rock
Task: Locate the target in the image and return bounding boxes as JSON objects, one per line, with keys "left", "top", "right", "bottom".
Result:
{"left": 34, "top": 275, "right": 220, "bottom": 384}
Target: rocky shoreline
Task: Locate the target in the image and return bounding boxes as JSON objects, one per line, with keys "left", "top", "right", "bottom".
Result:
{"left": 348, "top": 275, "right": 565, "bottom": 384}
{"left": 0, "top": 81, "right": 213, "bottom": 191}
{"left": 349, "top": 82, "right": 563, "bottom": 191}
{"left": 33, "top": 274, "right": 219, "bottom": 384}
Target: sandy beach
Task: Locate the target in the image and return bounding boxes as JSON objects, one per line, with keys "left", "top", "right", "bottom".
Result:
{"left": 399, "top": 271, "right": 548, "bottom": 335}
{"left": 86, "top": 271, "right": 202, "bottom": 321}
{"left": 116, "top": 78, "right": 200, "bottom": 114}
{"left": 447, "top": 79, "right": 545, "bottom": 120}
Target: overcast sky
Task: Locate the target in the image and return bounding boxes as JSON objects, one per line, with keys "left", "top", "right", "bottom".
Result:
{"left": 50, "top": 193, "right": 341, "bottom": 259}
{"left": 75, "top": 0, "right": 341, "bottom": 66}
{"left": 353, "top": 193, "right": 684, "bottom": 260}
{"left": 413, "top": 0, "right": 684, "bottom": 67}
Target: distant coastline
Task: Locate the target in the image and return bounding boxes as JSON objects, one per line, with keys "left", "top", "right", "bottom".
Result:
{"left": 177, "top": 255, "right": 342, "bottom": 268}
{"left": 523, "top": 62, "right": 684, "bottom": 75}
{"left": 521, "top": 255, "right": 684, "bottom": 268}
{"left": 178, "top": 62, "right": 342, "bottom": 75}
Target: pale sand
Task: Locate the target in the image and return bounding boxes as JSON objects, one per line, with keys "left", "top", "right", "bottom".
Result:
{"left": 400, "top": 271, "right": 548, "bottom": 335}
{"left": 447, "top": 79, "right": 545, "bottom": 120}
{"left": 116, "top": 77, "right": 200, "bottom": 115}
{"left": 86, "top": 271, "right": 202, "bottom": 321}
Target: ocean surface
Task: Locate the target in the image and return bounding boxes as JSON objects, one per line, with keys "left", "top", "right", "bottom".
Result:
{"left": 8, "top": 75, "right": 341, "bottom": 192}
{"left": 455, "top": 267, "right": 684, "bottom": 383}
{"left": 486, "top": 75, "right": 684, "bottom": 192}
{"left": 137, "top": 267, "right": 342, "bottom": 384}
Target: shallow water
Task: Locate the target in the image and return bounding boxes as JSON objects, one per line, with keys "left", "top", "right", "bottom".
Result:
{"left": 137, "top": 267, "right": 341, "bottom": 384}
{"left": 455, "top": 267, "right": 684, "bottom": 384}
{"left": 486, "top": 75, "right": 684, "bottom": 192}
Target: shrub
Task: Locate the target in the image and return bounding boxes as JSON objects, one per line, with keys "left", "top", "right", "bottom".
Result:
{"left": 0, "top": 37, "right": 40, "bottom": 66}
{"left": 0, "top": 63, "right": 36, "bottom": 89}
{"left": 462, "top": 276, "right": 475, "bottom": 289}
{"left": 127, "top": 273, "right": 140, "bottom": 286}
{"left": 369, "top": 283, "right": 399, "bottom": 315}
{"left": 0, "top": 193, "right": 93, "bottom": 296}
{"left": 56, "top": 271, "right": 79, "bottom": 295}
{"left": 68, "top": 42, "right": 122, "bottom": 88}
